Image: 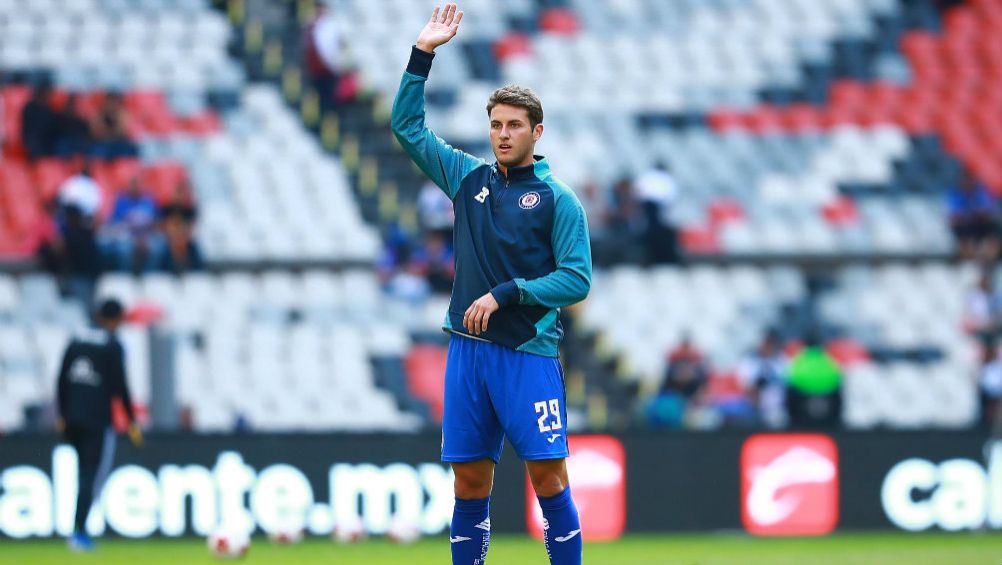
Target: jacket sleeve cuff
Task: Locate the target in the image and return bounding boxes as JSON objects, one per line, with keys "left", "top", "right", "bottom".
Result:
{"left": 406, "top": 46, "right": 435, "bottom": 77}
{"left": 489, "top": 280, "right": 520, "bottom": 307}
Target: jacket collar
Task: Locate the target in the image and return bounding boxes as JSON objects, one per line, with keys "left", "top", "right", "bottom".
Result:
{"left": 496, "top": 155, "right": 547, "bottom": 182}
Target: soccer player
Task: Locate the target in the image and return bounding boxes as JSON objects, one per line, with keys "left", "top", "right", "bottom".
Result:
{"left": 391, "top": 5, "right": 591, "bottom": 564}
{"left": 56, "top": 299, "right": 143, "bottom": 551}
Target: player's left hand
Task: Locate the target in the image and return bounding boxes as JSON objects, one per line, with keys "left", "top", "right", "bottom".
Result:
{"left": 463, "top": 292, "right": 499, "bottom": 336}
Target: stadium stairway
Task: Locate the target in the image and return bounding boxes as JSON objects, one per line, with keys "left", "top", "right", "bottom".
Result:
{"left": 214, "top": 0, "right": 430, "bottom": 234}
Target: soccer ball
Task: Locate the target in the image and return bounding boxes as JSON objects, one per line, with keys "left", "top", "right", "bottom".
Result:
{"left": 386, "top": 515, "right": 422, "bottom": 544}
{"left": 267, "top": 527, "right": 304, "bottom": 545}
{"left": 331, "top": 514, "right": 366, "bottom": 544}
{"left": 207, "top": 526, "right": 250, "bottom": 559}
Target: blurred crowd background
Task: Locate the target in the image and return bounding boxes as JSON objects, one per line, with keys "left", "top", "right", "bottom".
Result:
{"left": 1, "top": 0, "right": 1001, "bottom": 436}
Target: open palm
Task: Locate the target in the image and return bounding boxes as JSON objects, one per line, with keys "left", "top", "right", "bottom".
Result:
{"left": 416, "top": 3, "right": 464, "bottom": 53}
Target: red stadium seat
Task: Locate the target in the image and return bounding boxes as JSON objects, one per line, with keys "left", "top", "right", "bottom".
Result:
{"left": 707, "top": 108, "right": 748, "bottom": 131}
{"left": 33, "top": 158, "right": 73, "bottom": 202}
{"left": 179, "top": 112, "right": 221, "bottom": 135}
{"left": 744, "top": 106, "right": 783, "bottom": 132}
{"left": 125, "top": 302, "right": 166, "bottom": 325}
{"left": 141, "top": 162, "right": 188, "bottom": 203}
{"left": 679, "top": 225, "right": 719, "bottom": 254}
{"left": 705, "top": 371, "right": 745, "bottom": 401}
{"left": 111, "top": 158, "right": 143, "bottom": 190}
{"left": 404, "top": 345, "right": 448, "bottom": 422}
{"left": 782, "top": 104, "right": 823, "bottom": 132}
{"left": 0, "top": 159, "right": 33, "bottom": 198}
{"left": 538, "top": 8, "right": 580, "bottom": 35}
{"left": 820, "top": 105, "right": 856, "bottom": 128}
{"left": 708, "top": 198, "right": 745, "bottom": 227}
{"left": 829, "top": 81, "right": 868, "bottom": 110}
{"left": 125, "top": 91, "right": 170, "bottom": 117}
{"left": 825, "top": 338, "right": 870, "bottom": 367}
{"left": 493, "top": 33, "right": 533, "bottom": 61}
{"left": 2, "top": 85, "right": 31, "bottom": 157}
{"left": 821, "top": 197, "right": 859, "bottom": 226}
{"left": 74, "top": 91, "right": 105, "bottom": 122}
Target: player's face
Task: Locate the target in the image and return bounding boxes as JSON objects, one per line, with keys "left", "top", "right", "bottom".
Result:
{"left": 489, "top": 104, "right": 543, "bottom": 169}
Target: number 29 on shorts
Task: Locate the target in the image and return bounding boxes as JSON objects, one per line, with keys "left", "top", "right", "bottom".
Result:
{"left": 534, "top": 399, "right": 563, "bottom": 433}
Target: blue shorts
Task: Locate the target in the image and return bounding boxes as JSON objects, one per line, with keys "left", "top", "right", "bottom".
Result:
{"left": 441, "top": 333, "right": 569, "bottom": 463}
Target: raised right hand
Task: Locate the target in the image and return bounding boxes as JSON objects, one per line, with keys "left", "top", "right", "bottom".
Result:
{"left": 416, "top": 3, "right": 464, "bottom": 53}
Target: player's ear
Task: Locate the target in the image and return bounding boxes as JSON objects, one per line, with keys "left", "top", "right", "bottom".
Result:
{"left": 533, "top": 123, "right": 544, "bottom": 141}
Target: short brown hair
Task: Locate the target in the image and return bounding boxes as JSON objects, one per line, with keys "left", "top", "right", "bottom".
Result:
{"left": 486, "top": 85, "right": 543, "bottom": 128}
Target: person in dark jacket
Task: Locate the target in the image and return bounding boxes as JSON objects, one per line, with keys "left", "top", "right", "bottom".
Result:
{"left": 56, "top": 299, "right": 143, "bottom": 551}
{"left": 21, "top": 84, "right": 58, "bottom": 160}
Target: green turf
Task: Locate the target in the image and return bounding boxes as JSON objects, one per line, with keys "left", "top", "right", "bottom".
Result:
{"left": 2, "top": 532, "right": 1000, "bottom": 565}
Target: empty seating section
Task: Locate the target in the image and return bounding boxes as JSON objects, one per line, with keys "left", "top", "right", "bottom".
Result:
{"left": 0, "top": 0, "right": 241, "bottom": 96}
{"left": 95, "top": 270, "right": 425, "bottom": 432}
{"left": 709, "top": 0, "right": 1002, "bottom": 191}
{"left": 170, "top": 87, "right": 380, "bottom": 262}
{"left": 821, "top": 264, "right": 979, "bottom": 428}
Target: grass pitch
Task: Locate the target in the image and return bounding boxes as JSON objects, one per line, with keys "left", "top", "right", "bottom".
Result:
{"left": 1, "top": 532, "right": 999, "bottom": 564}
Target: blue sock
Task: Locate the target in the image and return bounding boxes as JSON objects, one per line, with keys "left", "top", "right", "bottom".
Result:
{"left": 451, "top": 496, "right": 491, "bottom": 565}
{"left": 537, "top": 488, "right": 582, "bottom": 565}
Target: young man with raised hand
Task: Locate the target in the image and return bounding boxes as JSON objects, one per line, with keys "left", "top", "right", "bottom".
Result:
{"left": 391, "top": 4, "right": 591, "bottom": 564}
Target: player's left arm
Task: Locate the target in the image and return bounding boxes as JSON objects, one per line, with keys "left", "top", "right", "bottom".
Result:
{"left": 466, "top": 189, "right": 592, "bottom": 335}
{"left": 501, "top": 189, "right": 592, "bottom": 308}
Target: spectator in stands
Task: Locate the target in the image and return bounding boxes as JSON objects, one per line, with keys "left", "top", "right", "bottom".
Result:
{"left": 160, "top": 177, "right": 199, "bottom": 223}
{"left": 302, "top": 0, "right": 357, "bottom": 109}
{"left": 417, "top": 179, "right": 455, "bottom": 241}
{"left": 89, "top": 92, "right": 137, "bottom": 160}
{"left": 577, "top": 178, "right": 610, "bottom": 262}
{"left": 387, "top": 254, "right": 432, "bottom": 303}
{"left": 964, "top": 269, "right": 1002, "bottom": 345}
{"left": 21, "top": 83, "right": 58, "bottom": 160}
{"left": 646, "top": 333, "right": 708, "bottom": 428}
{"left": 104, "top": 176, "right": 160, "bottom": 273}
{"left": 979, "top": 341, "right": 1002, "bottom": 430}
{"left": 421, "top": 230, "right": 455, "bottom": 293}
{"left": 634, "top": 161, "right": 679, "bottom": 265}
{"left": 60, "top": 205, "right": 103, "bottom": 309}
{"left": 785, "top": 332, "right": 842, "bottom": 428}
{"left": 54, "top": 94, "right": 92, "bottom": 158}
{"left": 662, "top": 333, "right": 709, "bottom": 400}
{"left": 154, "top": 199, "right": 204, "bottom": 274}
{"left": 577, "top": 178, "right": 606, "bottom": 232}
{"left": 605, "top": 176, "right": 645, "bottom": 264}
{"left": 32, "top": 198, "right": 64, "bottom": 275}
{"left": 737, "top": 330, "right": 788, "bottom": 428}
{"left": 379, "top": 224, "right": 433, "bottom": 302}
{"left": 947, "top": 170, "right": 999, "bottom": 261}
{"left": 57, "top": 162, "right": 102, "bottom": 220}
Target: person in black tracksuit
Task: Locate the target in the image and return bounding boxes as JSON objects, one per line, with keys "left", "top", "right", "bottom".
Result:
{"left": 56, "top": 299, "right": 142, "bottom": 550}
